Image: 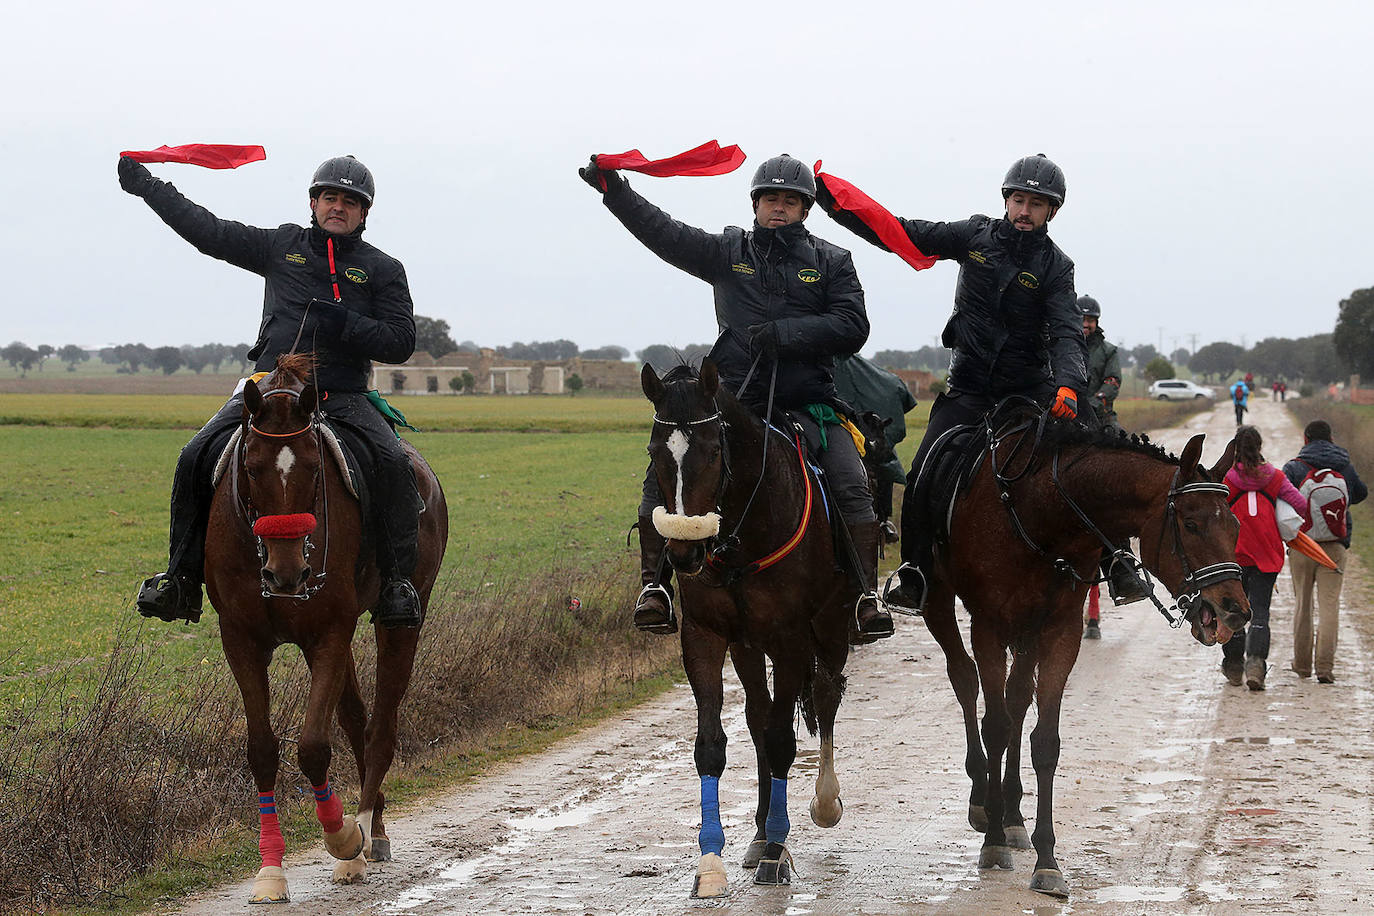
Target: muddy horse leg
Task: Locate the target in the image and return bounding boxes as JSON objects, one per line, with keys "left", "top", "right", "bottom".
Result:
{"left": 729, "top": 644, "right": 772, "bottom": 870}
{"left": 221, "top": 628, "right": 289, "bottom": 904}
{"left": 1001, "top": 651, "right": 1036, "bottom": 850}
{"left": 753, "top": 658, "right": 804, "bottom": 887}
{"left": 358, "top": 624, "right": 420, "bottom": 863}
{"left": 970, "top": 620, "right": 1014, "bottom": 871}
{"left": 808, "top": 637, "right": 848, "bottom": 830}
{"left": 1026, "top": 611, "right": 1081, "bottom": 898}
{"left": 922, "top": 583, "right": 988, "bottom": 832}
{"left": 299, "top": 633, "right": 367, "bottom": 885}
{"left": 684, "top": 620, "right": 731, "bottom": 899}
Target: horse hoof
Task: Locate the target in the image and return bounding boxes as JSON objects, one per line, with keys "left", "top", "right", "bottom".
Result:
{"left": 1030, "top": 867, "right": 1070, "bottom": 898}
{"left": 367, "top": 836, "right": 392, "bottom": 862}
{"left": 978, "top": 845, "right": 1014, "bottom": 870}
{"left": 324, "top": 816, "right": 365, "bottom": 861}
{"left": 968, "top": 804, "right": 988, "bottom": 832}
{"left": 331, "top": 855, "right": 366, "bottom": 885}
{"left": 1004, "top": 825, "right": 1033, "bottom": 849}
{"left": 741, "top": 838, "right": 768, "bottom": 869}
{"left": 810, "top": 794, "right": 843, "bottom": 828}
{"left": 753, "top": 842, "right": 792, "bottom": 886}
{"left": 691, "top": 852, "right": 729, "bottom": 898}
{"left": 248, "top": 866, "right": 289, "bottom": 904}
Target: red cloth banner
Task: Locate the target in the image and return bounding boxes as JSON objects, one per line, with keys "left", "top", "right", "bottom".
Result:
{"left": 596, "top": 140, "right": 746, "bottom": 178}
{"left": 119, "top": 143, "right": 266, "bottom": 170}
{"left": 814, "top": 161, "right": 937, "bottom": 271}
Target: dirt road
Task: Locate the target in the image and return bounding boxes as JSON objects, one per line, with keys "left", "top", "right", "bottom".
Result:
{"left": 170, "top": 396, "right": 1374, "bottom": 915}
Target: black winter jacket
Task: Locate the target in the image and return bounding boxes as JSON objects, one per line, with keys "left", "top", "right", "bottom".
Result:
{"left": 604, "top": 182, "right": 869, "bottom": 410}
{"left": 140, "top": 180, "right": 416, "bottom": 392}
{"left": 827, "top": 208, "right": 1086, "bottom": 398}
{"left": 1283, "top": 440, "right": 1369, "bottom": 548}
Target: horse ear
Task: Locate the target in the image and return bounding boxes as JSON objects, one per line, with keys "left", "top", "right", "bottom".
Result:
{"left": 300, "top": 384, "right": 317, "bottom": 414}
{"left": 699, "top": 359, "right": 719, "bottom": 398}
{"left": 641, "top": 363, "right": 665, "bottom": 404}
{"left": 1208, "top": 435, "right": 1238, "bottom": 481}
{"left": 1179, "top": 434, "right": 1205, "bottom": 478}
{"left": 243, "top": 379, "right": 262, "bottom": 416}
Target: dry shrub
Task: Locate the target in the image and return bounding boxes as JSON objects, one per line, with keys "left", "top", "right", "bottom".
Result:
{"left": 0, "top": 554, "right": 678, "bottom": 914}
{"left": 1286, "top": 400, "right": 1374, "bottom": 471}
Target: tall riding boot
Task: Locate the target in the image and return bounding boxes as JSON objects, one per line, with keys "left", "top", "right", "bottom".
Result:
{"left": 852, "top": 521, "right": 894, "bottom": 641}
{"left": 374, "top": 466, "right": 424, "bottom": 630}
{"left": 634, "top": 515, "right": 676, "bottom": 634}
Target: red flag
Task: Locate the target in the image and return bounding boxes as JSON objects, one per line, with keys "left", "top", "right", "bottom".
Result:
{"left": 814, "top": 161, "right": 936, "bottom": 271}
{"left": 119, "top": 143, "right": 266, "bottom": 170}
{"left": 596, "top": 140, "right": 746, "bottom": 178}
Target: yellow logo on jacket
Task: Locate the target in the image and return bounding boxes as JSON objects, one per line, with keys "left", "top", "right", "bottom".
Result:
{"left": 968, "top": 250, "right": 987, "bottom": 264}
{"left": 731, "top": 262, "right": 756, "bottom": 276}
{"left": 798, "top": 268, "right": 822, "bottom": 283}
{"left": 1016, "top": 271, "right": 1039, "bottom": 290}
{"left": 344, "top": 267, "right": 369, "bottom": 284}
{"left": 285, "top": 253, "right": 307, "bottom": 265}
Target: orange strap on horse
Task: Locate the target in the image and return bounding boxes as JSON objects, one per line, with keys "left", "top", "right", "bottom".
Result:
{"left": 710, "top": 430, "right": 813, "bottom": 577}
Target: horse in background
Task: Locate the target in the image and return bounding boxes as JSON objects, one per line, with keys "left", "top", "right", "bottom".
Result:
{"left": 204, "top": 353, "right": 447, "bottom": 903}
{"left": 920, "top": 418, "right": 1248, "bottom": 899}
{"left": 641, "top": 360, "right": 855, "bottom": 899}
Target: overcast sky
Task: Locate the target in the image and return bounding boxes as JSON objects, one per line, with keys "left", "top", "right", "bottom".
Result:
{"left": 5, "top": 0, "right": 1370, "bottom": 360}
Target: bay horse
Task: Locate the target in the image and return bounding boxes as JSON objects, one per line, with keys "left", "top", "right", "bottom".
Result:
{"left": 641, "top": 360, "right": 856, "bottom": 899}
{"left": 204, "top": 353, "right": 447, "bottom": 903}
{"left": 919, "top": 415, "right": 1249, "bottom": 898}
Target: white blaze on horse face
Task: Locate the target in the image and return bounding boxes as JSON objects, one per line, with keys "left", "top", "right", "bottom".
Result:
{"left": 276, "top": 447, "right": 296, "bottom": 494}
{"left": 667, "top": 429, "right": 691, "bottom": 513}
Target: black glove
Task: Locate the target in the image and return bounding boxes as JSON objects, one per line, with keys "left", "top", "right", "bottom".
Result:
{"left": 311, "top": 300, "right": 347, "bottom": 339}
{"left": 578, "top": 156, "right": 624, "bottom": 195}
{"left": 814, "top": 173, "right": 837, "bottom": 213}
{"left": 747, "top": 322, "right": 780, "bottom": 358}
{"left": 118, "top": 155, "right": 155, "bottom": 197}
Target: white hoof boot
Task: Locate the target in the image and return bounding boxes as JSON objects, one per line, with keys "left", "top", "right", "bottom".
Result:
{"left": 332, "top": 854, "right": 367, "bottom": 885}
{"left": 691, "top": 852, "right": 729, "bottom": 898}
{"left": 249, "top": 865, "right": 289, "bottom": 904}
{"left": 324, "top": 815, "right": 364, "bottom": 861}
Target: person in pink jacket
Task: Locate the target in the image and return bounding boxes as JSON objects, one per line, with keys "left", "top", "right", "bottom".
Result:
{"left": 1222, "top": 425, "right": 1308, "bottom": 690}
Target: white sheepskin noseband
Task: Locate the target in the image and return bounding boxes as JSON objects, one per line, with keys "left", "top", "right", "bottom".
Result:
{"left": 653, "top": 505, "right": 721, "bottom": 541}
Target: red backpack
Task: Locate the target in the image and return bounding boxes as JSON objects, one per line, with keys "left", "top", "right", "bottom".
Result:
{"left": 1294, "top": 460, "right": 1350, "bottom": 542}
{"left": 1227, "top": 469, "right": 1287, "bottom": 571}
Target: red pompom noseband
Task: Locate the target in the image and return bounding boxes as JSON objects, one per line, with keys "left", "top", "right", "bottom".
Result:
{"left": 252, "top": 513, "right": 318, "bottom": 540}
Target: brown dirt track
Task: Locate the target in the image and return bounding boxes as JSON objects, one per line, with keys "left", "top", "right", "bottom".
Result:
{"left": 164, "top": 395, "right": 1374, "bottom": 915}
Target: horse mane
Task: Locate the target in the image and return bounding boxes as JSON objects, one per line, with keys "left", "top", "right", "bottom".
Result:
{"left": 1041, "top": 418, "right": 1178, "bottom": 464}
{"left": 273, "top": 353, "right": 317, "bottom": 385}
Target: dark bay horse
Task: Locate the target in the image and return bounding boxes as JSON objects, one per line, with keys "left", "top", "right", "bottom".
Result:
{"left": 921, "top": 418, "right": 1249, "bottom": 898}
{"left": 641, "top": 361, "right": 855, "bottom": 899}
{"left": 204, "top": 354, "right": 447, "bottom": 903}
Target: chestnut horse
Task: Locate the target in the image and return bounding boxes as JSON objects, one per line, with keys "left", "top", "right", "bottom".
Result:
{"left": 205, "top": 354, "right": 447, "bottom": 903}
{"left": 641, "top": 360, "right": 857, "bottom": 899}
{"left": 919, "top": 417, "right": 1249, "bottom": 898}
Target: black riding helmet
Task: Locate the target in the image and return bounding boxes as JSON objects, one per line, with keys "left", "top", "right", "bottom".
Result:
{"left": 750, "top": 154, "right": 816, "bottom": 208}
{"left": 1001, "top": 153, "right": 1065, "bottom": 207}
{"left": 1078, "top": 295, "right": 1101, "bottom": 318}
{"left": 309, "top": 155, "right": 375, "bottom": 207}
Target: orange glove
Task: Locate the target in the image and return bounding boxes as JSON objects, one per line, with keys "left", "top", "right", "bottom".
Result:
{"left": 1050, "top": 386, "right": 1078, "bottom": 419}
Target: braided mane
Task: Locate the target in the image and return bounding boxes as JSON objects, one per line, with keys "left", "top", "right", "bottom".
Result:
{"left": 1042, "top": 418, "right": 1177, "bottom": 464}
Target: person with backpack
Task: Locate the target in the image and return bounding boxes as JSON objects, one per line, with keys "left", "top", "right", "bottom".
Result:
{"left": 1230, "top": 379, "right": 1250, "bottom": 426}
{"left": 1283, "top": 420, "right": 1368, "bottom": 683}
{"left": 1223, "top": 425, "right": 1309, "bottom": 691}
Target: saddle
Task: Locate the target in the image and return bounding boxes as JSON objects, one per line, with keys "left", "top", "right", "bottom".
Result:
{"left": 213, "top": 422, "right": 363, "bottom": 503}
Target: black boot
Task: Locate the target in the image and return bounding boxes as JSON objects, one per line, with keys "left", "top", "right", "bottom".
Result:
{"left": 135, "top": 572, "right": 203, "bottom": 623}
{"left": 883, "top": 562, "right": 928, "bottom": 612}
{"left": 373, "top": 577, "right": 423, "bottom": 629}
{"left": 634, "top": 515, "right": 676, "bottom": 634}
{"left": 852, "top": 521, "right": 894, "bottom": 641}
{"left": 1102, "top": 546, "right": 1150, "bottom": 606}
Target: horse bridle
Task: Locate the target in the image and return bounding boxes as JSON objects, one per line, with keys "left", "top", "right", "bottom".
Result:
{"left": 234, "top": 387, "right": 331, "bottom": 600}
{"left": 990, "top": 409, "right": 1242, "bottom": 628}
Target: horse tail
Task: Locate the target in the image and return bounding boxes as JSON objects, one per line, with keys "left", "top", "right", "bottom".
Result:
{"left": 798, "top": 658, "right": 847, "bottom": 738}
{"left": 799, "top": 658, "right": 819, "bottom": 737}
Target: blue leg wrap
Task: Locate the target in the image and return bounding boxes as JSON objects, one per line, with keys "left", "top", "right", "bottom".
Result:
{"left": 764, "top": 777, "right": 790, "bottom": 844}
{"left": 698, "top": 776, "right": 725, "bottom": 856}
